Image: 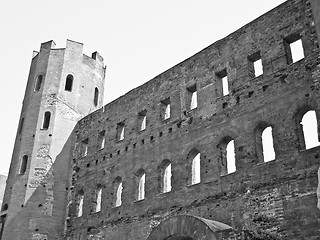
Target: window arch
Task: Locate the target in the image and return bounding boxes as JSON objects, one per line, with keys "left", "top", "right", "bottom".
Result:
{"left": 65, "top": 74, "right": 73, "bottom": 92}
{"left": 19, "top": 155, "right": 28, "bottom": 174}
{"left": 218, "top": 137, "right": 236, "bottom": 175}
{"left": 301, "top": 110, "right": 319, "bottom": 149}
{"left": 42, "top": 111, "right": 51, "bottom": 130}
{"left": 136, "top": 169, "right": 146, "bottom": 201}
{"left": 114, "top": 177, "right": 123, "bottom": 207}
{"left": 94, "top": 87, "right": 99, "bottom": 106}
{"left": 34, "top": 75, "right": 43, "bottom": 91}
{"left": 159, "top": 160, "right": 172, "bottom": 193}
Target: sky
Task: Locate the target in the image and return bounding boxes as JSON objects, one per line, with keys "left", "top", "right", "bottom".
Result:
{"left": 0, "top": 0, "right": 289, "bottom": 175}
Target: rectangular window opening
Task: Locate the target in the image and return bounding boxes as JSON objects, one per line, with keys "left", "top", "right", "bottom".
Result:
{"left": 117, "top": 122, "right": 125, "bottom": 141}
{"left": 216, "top": 69, "right": 228, "bottom": 96}
{"left": 187, "top": 85, "right": 197, "bottom": 110}
{"left": 82, "top": 138, "right": 89, "bottom": 157}
{"left": 284, "top": 34, "right": 304, "bottom": 64}
{"left": 161, "top": 98, "right": 171, "bottom": 120}
{"left": 248, "top": 52, "right": 263, "bottom": 77}
{"left": 138, "top": 111, "right": 147, "bottom": 131}
{"left": 98, "top": 131, "right": 105, "bottom": 150}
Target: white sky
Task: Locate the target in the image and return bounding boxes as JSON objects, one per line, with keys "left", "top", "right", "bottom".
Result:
{"left": 0, "top": 0, "right": 287, "bottom": 175}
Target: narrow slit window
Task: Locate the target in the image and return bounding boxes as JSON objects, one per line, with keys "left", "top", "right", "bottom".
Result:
{"left": 254, "top": 59, "right": 263, "bottom": 77}
{"left": 115, "top": 181, "right": 123, "bottom": 207}
{"left": 95, "top": 189, "right": 102, "bottom": 212}
{"left": 19, "top": 155, "right": 28, "bottom": 174}
{"left": 65, "top": 74, "right": 73, "bottom": 92}
{"left": 17, "top": 117, "right": 24, "bottom": 135}
{"left": 77, "top": 195, "right": 84, "bottom": 217}
{"left": 42, "top": 111, "right": 51, "bottom": 130}
{"left": 94, "top": 87, "right": 99, "bottom": 106}
{"left": 163, "top": 163, "right": 172, "bottom": 193}
{"left": 262, "top": 127, "right": 275, "bottom": 162}
{"left": 301, "top": 110, "right": 319, "bottom": 149}
{"left": 137, "top": 172, "right": 145, "bottom": 201}
{"left": 191, "top": 152, "right": 201, "bottom": 185}
{"left": 34, "top": 75, "right": 43, "bottom": 91}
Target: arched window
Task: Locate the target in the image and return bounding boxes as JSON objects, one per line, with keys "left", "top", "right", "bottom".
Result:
{"left": 262, "top": 126, "right": 275, "bottom": 162}
{"left": 17, "top": 117, "right": 24, "bottom": 135}
{"left": 218, "top": 137, "right": 236, "bottom": 175}
{"left": 65, "top": 74, "right": 73, "bottom": 92}
{"left": 301, "top": 110, "right": 319, "bottom": 149}
{"left": 136, "top": 170, "right": 146, "bottom": 201}
{"left": 42, "top": 111, "right": 51, "bottom": 130}
{"left": 77, "top": 191, "right": 84, "bottom": 217}
{"left": 163, "top": 162, "right": 172, "bottom": 193}
{"left": 114, "top": 177, "right": 123, "bottom": 207}
{"left": 34, "top": 75, "right": 43, "bottom": 91}
{"left": 94, "top": 87, "right": 99, "bottom": 106}
{"left": 95, "top": 188, "right": 102, "bottom": 212}
{"left": 19, "top": 155, "right": 28, "bottom": 174}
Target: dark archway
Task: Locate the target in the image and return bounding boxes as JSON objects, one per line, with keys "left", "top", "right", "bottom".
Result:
{"left": 147, "top": 215, "right": 232, "bottom": 240}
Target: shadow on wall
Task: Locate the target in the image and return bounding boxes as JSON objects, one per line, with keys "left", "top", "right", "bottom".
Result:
{"left": 1, "top": 130, "right": 76, "bottom": 240}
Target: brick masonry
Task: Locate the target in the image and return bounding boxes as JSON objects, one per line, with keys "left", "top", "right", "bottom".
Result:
{"left": 2, "top": 0, "right": 320, "bottom": 239}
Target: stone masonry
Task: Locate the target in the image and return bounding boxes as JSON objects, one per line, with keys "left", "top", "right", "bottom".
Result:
{"left": 2, "top": 0, "right": 320, "bottom": 239}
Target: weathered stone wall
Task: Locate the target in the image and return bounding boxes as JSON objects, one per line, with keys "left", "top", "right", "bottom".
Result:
{"left": 67, "top": 0, "right": 320, "bottom": 239}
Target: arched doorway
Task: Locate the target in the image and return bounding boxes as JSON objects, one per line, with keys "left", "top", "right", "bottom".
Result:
{"left": 147, "top": 215, "right": 232, "bottom": 240}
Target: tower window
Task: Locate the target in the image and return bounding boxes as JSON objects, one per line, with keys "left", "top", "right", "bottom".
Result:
{"left": 216, "top": 69, "right": 228, "bottom": 96}
{"left": 248, "top": 52, "right": 263, "bottom": 78}
{"left": 77, "top": 193, "right": 84, "bottom": 217}
{"left": 17, "top": 117, "right": 24, "bottom": 135}
{"left": 65, "top": 74, "right": 73, "bottom": 92}
{"left": 187, "top": 85, "right": 197, "bottom": 111}
{"left": 42, "top": 111, "right": 51, "bottom": 130}
{"left": 34, "top": 75, "right": 43, "bottom": 91}
{"left": 82, "top": 138, "right": 89, "bottom": 157}
{"left": 19, "top": 155, "right": 28, "bottom": 175}
{"left": 117, "top": 122, "right": 125, "bottom": 141}
{"left": 138, "top": 110, "right": 147, "bottom": 131}
{"left": 161, "top": 98, "right": 171, "bottom": 120}
{"left": 94, "top": 87, "right": 99, "bottom": 106}
{"left": 284, "top": 34, "right": 304, "bottom": 64}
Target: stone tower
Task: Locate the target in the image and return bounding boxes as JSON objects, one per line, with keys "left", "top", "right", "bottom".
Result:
{"left": 0, "top": 40, "right": 105, "bottom": 240}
